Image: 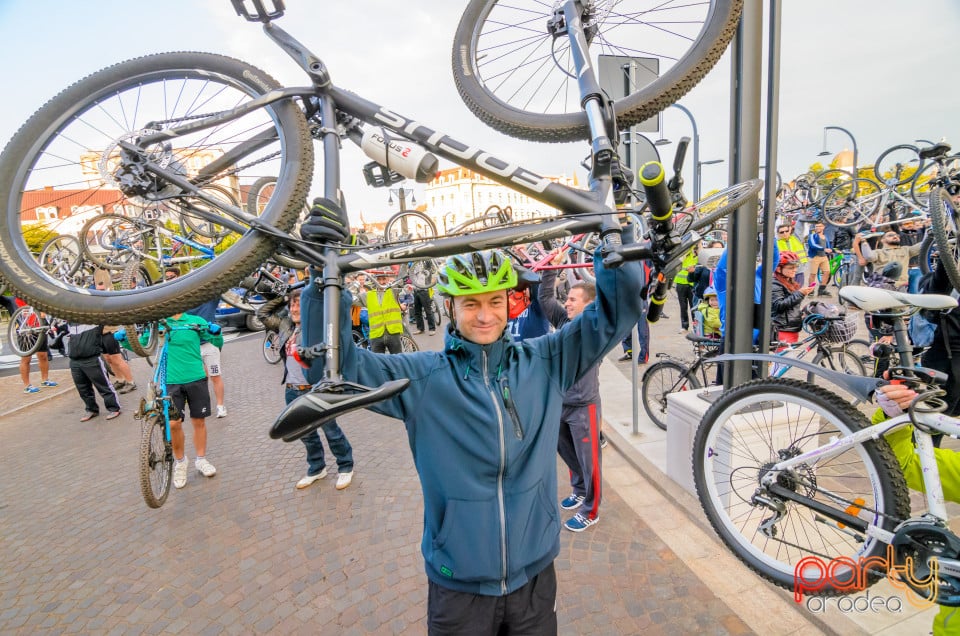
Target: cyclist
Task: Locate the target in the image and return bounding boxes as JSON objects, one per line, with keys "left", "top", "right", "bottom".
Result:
{"left": 537, "top": 263, "right": 603, "bottom": 532}
{"left": 854, "top": 230, "right": 921, "bottom": 290}
{"left": 771, "top": 252, "right": 815, "bottom": 344}
{"left": 696, "top": 287, "right": 721, "bottom": 339}
{"left": 367, "top": 271, "right": 404, "bottom": 354}
{"left": 118, "top": 310, "right": 223, "bottom": 488}
{"left": 672, "top": 245, "right": 698, "bottom": 333}
{"left": 300, "top": 196, "right": 645, "bottom": 635}
{"left": 775, "top": 224, "right": 808, "bottom": 286}
{"left": 280, "top": 285, "right": 355, "bottom": 490}
{"left": 807, "top": 222, "right": 833, "bottom": 297}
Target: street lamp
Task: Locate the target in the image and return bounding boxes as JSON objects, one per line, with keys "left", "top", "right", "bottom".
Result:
{"left": 818, "top": 125, "right": 858, "bottom": 177}
{"left": 697, "top": 159, "right": 724, "bottom": 202}
{"left": 388, "top": 185, "right": 416, "bottom": 210}
{"left": 656, "top": 103, "right": 709, "bottom": 201}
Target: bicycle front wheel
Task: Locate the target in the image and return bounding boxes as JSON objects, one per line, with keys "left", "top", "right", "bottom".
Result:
{"left": 693, "top": 379, "right": 909, "bottom": 595}
{"left": 139, "top": 413, "right": 173, "bottom": 509}
{"left": 822, "top": 178, "right": 881, "bottom": 228}
{"left": 930, "top": 186, "right": 960, "bottom": 291}
{"left": 262, "top": 330, "right": 282, "bottom": 365}
{"left": 641, "top": 360, "right": 700, "bottom": 431}
{"left": 0, "top": 52, "right": 312, "bottom": 324}
{"left": 452, "top": 0, "right": 742, "bottom": 142}
{"left": 38, "top": 234, "right": 83, "bottom": 281}
{"left": 384, "top": 211, "right": 437, "bottom": 243}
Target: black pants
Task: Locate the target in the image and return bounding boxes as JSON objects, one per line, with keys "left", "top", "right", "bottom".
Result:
{"left": 70, "top": 357, "right": 120, "bottom": 414}
{"left": 676, "top": 284, "right": 694, "bottom": 329}
{"left": 370, "top": 332, "right": 402, "bottom": 354}
{"left": 413, "top": 289, "right": 436, "bottom": 332}
{"left": 427, "top": 563, "right": 557, "bottom": 636}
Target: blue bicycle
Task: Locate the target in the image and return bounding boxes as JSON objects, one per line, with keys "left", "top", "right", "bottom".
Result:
{"left": 133, "top": 320, "right": 208, "bottom": 508}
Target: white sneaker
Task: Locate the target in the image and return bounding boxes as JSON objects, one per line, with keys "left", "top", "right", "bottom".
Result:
{"left": 295, "top": 467, "right": 328, "bottom": 489}
{"left": 216, "top": 405, "right": 227, "bottom": 418}
{"left": 195, "top": 457, "right": 217, "bottom": 478}
{"left": 173, "top": 460, "right": 188, "bottom": 489}
{"left": 335, "top": 471, "right": 354, "bottom": 490}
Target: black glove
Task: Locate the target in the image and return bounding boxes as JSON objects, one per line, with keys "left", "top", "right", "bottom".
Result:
{"left": 301, "top": 197, "right": 349, "bottom": 243}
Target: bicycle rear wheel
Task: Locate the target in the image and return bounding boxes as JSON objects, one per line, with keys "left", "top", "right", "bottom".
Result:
{"left": 452, "top": 0, "right": 742, "bottom": 142}
{"left": 693, "top": 378, "right": 909, "bottom": 595}
{"left": 139, "top": 413, "right": 173, "bottom": 509}
{"left": 383, "top": 211, "right": 437, "bottom": 243}
{"left": 0, "top": 52, "right": 312, "bottom": 325}
{"left": 873, "top": 144, "right": 921, "bottom": 187}
{"left": 641, "top": 360, "right": 700, "bottom": 431}
{"left": 930, "top": 186, "right": 960, "bottom": 291}
{"left": 6, "top": 305, "right": 48, "bottom": 356}
{"left": 121, "top": 260, "right": 159, "bottom": 360}
{"left": 400, "top": 331, "right": 420, "bottom": 352}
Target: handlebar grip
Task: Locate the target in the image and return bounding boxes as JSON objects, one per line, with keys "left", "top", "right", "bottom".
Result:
{"left": 645, "top": 274, "right": 669, "bottom": 324}
{"left": 639, "top": 162, "right": 671, "bottom": 228}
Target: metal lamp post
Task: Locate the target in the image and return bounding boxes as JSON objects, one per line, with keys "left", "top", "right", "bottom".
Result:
{"left": 818, "top": 125, "right": 858, "bottom": 177}
{"left": 697, "top": 159, "right": 724, "bottom": 200}
{"left": 655, "top": 103, "right": 711, "bottom": 201}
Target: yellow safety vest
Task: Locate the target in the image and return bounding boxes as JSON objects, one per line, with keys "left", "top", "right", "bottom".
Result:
{"left": 673, "top": 249, "right": 699, "bottom": 285}
{"left": 777, "top": 235, "right": 808, "bottom": 264}
{"left": 367, "top": 289, "right": 404, "bottom": 338}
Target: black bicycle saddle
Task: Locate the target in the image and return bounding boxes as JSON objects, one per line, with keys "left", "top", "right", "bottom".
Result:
{"left": 270, "top": 379, "right": 410, "bottom": 442}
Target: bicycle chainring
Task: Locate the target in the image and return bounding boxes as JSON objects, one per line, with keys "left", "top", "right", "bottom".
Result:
{"left": 891, "top": 520, "right": 960, "bottom": 606}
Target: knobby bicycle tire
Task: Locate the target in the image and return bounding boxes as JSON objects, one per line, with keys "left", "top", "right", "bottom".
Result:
{"left": 139, "top": 413, "right": 173, "bottom": 509}
{"left": 641, "top": 360, "right": 700, "bottom": 431}
{"left": 0, "top": 52, "right": 312, "bottom": 325}
{"left": 930, "top": 186, "right": 960, "bottom": 291}
{"left": 452, "top": 0, "right": 742, "bottom": 142}
{"left": 693, "top": 378, "right": 909, "bottom": 595}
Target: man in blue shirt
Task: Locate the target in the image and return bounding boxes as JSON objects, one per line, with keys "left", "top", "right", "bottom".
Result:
{"left": 806, "top": 222, "right": 833, "bottom": 297}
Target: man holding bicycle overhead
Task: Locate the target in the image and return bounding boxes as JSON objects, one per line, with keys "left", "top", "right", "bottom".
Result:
{"left": 300, "top": 196, "right": 645, "bottom": 636}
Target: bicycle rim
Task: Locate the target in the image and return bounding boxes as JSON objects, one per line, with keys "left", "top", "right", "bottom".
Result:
{"left": 263, "top": 330, "right": 282, "bottom": 364}
{"left": 452, "top": 0, "right": 742, "bottom": 142}
{"left": 0, "top": 52, "right": 311, "bottom": 324}
{"left": 8, "top": 306, "right": 45, "bottom": 356}
{"left": 930, "top": 187, "right": 960, "bottom": 291}
{"left": 686, "top": 179, "right": 764, "bottom": 235}
{"left": 693, "top": 379, "right": 909, "bottom": 594}
{"left": 641, "top": 360, "right": 698, "bottom": 431}
{"left": 139, "top": 414, "right": 172, "bottom": 509}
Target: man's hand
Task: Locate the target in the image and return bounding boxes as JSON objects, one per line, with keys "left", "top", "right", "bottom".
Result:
{"left": 876, "top": 383, "right": 918, "bottom": 418}
{"left": 301, "top": 197, "right": 349, "bottom": 243}
{"left": 800, "top": 285, "right": 815, "bottom": 296}
{"left": 113, "top": 329, "right": 127, "bottom": 341}
{"left": 550, "top": 247, "right": 569, "bottom": 267}
{"left": 207, "top": 323, "right": 222, "bottom": 335}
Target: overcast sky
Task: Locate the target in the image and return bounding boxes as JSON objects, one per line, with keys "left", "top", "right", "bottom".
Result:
{"left": 0, "top": 0, "right": 957, "bottom": 222}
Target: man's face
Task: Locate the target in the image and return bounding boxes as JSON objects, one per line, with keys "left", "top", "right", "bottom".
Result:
{"left": 564, "top": 288, "right": 591, "bottom": 319}
{"left": 288, "top": 294, "right": 301, "bottom": 324}
{"left": 452, "top": 290, "right": 508, "bottom": 345}
{"left": 815, "top": 223, "right": 825, "bottom": 234}
{"left": 883, "top": 232, "right": 901, "bottom": 247}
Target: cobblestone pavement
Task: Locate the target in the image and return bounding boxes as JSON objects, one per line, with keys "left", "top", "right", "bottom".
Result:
{"left": 0, "top": 331, "right": 773, "bottom": 635}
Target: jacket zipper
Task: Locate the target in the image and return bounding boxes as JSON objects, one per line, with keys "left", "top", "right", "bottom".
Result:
{"left": 483, "top": 350, "right": 509, "bottom": 594}
{"left": 499, "top": 377, "right": 523, "bottom": 440}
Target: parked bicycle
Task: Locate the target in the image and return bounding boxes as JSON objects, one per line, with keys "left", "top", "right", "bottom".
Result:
{"left": 693, "top": 284, "right": 960, "bottom": 605}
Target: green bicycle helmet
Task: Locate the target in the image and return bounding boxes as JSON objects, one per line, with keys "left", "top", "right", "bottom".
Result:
{"left": 436, "top": 250, "right": 517, "bottom": 296}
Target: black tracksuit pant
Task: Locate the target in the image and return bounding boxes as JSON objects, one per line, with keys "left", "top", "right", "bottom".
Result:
{"left": 70, "top": 356, "right": 120, "bottom": 414}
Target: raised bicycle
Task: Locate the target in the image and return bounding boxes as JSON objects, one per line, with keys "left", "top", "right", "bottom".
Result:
{"left": 693, "top": 284, "right": 960, "bottom": 606}
{"left": 0, "top": 1, "right": 756, "bottom": 438}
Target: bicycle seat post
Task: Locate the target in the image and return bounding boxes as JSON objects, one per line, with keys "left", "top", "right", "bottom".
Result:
{"left": 319, "top": 248, "right": 345, "bottom": 381}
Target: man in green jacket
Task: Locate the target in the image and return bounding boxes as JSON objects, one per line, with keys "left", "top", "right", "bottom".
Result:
{"left": 673, "top": 245, "right": 699, "bottom": 333}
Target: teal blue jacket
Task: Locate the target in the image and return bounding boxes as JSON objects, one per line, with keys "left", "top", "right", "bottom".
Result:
{"left": 301, "top": 251, "right": 644, "bottom": 595}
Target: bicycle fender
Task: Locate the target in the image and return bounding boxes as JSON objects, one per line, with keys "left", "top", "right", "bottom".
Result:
{"left": 712, "top": 353, "right": 883, "bottom": 402}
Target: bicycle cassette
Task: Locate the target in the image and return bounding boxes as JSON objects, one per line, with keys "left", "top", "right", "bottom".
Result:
{"left": 891, "top": 520, "right": 960, "bottom": 607}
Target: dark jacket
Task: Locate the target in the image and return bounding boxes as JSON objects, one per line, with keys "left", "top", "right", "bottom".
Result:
{"left": 66, "top": 324, "right": 103, "bottom": 361}
{"left": 537, "top": 268, "right": 600, "bottom": 406}
{"left": 770, "top": 279, "right": 805, "bottom": 332}
{"left": 301, "top": 251, "right": 644, "bottom": 596}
